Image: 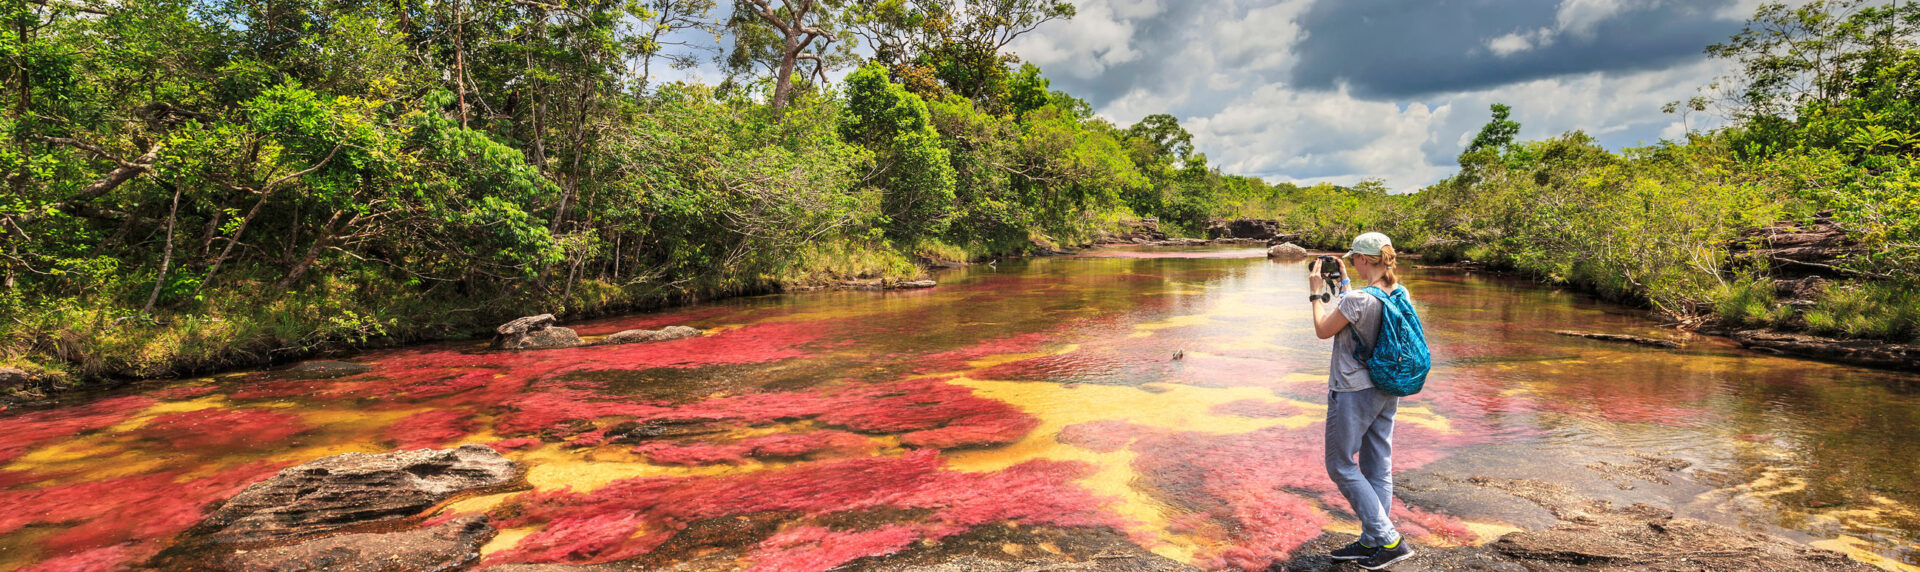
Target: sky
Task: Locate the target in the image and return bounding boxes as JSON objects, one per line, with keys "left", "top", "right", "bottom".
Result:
{"left": 662, "top": 0, "right": 1785, "bottom": 192}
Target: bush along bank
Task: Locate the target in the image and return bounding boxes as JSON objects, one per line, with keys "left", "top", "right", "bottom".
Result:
{"left": 0, "top": 0, "right": 1324, "bottom": 391}
{"left": 1211, "top": 2, "right": 1920, "bottom": 370}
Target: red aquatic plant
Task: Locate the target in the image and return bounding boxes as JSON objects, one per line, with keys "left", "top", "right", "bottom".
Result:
{"left": 144, "top": 384, "right": 217, "bottom": 400}
{"left": 490, "top": 437, "right": 542, "bottom": 450}
{"left": 0, "top": 395, "right": 155, "bottom": 464}
{"left": 631, "top": 430, "right": 871, "bottom": 466}
{"left": 136, "top": 408, "right": 307, "bottom": 451}
{"left": 1055, "top": 420, "right": 1140, "bottom": 453}
{"left": 383, "top": 409, "right": 480, "bottom": 450}
{"left": 18, "top": 543, "right": 132, "bottom": 572}
{"left": 744, "top": 525, "right": 923, "bottom": 572}
{"left": 0, "top": 460, "right": 286, "bottom": 571}
{"left": 485, "top": 450, "right": 1125, "bottom": 566}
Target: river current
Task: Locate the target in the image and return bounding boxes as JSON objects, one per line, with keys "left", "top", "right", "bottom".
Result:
{"left": 1, "top": 246, "right": 1915, "bottom": 571}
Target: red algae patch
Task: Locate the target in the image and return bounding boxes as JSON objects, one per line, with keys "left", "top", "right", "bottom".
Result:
{"left": 383, "top": 410, "right": 481, "bottom": 450}
{"left": 0, "top": 395, "right": 156, "bottom": 464}
{"left": 631, "top": 430, "right": 871, "bottom": 466}
{"left": 745, "top": 525, "right": 924, "bottom": 572}
{"left": 136, "top": 408, "right": 308, "bottom": 451}
{"left": 18, "top": 543, "right": 132, "bottom": 572}
{"left": 0, "top": 460, "right": 286, "bottom": 571}
{"left": 485, "top": 450, "right": 1126, "bottom": 566}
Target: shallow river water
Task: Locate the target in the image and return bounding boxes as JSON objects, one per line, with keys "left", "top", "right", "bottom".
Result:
{"left": 2, "top": 246, "right": 1917, "bottom": 571}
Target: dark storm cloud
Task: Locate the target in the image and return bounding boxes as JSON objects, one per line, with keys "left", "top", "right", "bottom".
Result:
{"left": 1289, "top": 0, "right": 1745, "bottom": 100}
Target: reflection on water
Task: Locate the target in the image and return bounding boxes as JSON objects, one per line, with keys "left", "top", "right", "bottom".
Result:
{"left": 1, "top": 246, "right": 1917, "bottom": 571}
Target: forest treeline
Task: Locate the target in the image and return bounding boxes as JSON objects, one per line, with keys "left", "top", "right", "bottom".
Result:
{"left": 3, "top": 0, "right": 1917, "bottom": 384}
{"left": 1267, "top": 0, "right": 1920, "bottom": 346}
{"left": 0, "top": 0, "right": 1297, "bottom": 381}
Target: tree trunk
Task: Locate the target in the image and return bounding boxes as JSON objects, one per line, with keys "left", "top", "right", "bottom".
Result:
{"left": 194, "top": 192, "right": 270, "bottom": 295}
{"left": 143, "top": 184, "right": 183, "bottom": 313}
{"left": 453, "top": 0, "right": 468, "bottom": 128}
{"left": 275, "top": 209, "right": 346, "bottom": 290}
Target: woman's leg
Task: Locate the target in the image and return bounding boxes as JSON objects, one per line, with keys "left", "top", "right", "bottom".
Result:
{"left": 1325, "top": 390, "right": 1396, "bottom": 546}
{"left": 1358, "top": 392, "right": 1399, "bottom": 545}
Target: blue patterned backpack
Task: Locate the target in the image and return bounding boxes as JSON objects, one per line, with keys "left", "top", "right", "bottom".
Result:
{"left": 1350, "top": 286, "right": 1430, "bottom": 396}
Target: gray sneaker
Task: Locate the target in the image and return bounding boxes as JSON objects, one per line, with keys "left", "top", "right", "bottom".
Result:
{"left": 1357, "top": 539, "right": 1413, "bottom": 570}
{"left": 1330, "top": 540, "right": 1375, "bottom": 561}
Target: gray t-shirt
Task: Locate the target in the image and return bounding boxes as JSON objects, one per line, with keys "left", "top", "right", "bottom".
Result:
{"left": 1328, "top": 288, "right": 1393, "bottom": 392}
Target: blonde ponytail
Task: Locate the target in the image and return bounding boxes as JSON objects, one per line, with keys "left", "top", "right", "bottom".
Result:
{"left": 1365, "top": 245, "right": 1399, "bottom": 290}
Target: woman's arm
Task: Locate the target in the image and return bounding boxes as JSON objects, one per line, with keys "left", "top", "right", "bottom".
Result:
{"left": 1307, "top": 259, "right": 1352, "bottom": 339}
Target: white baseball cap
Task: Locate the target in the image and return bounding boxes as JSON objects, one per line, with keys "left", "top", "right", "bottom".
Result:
{"left": 1343, "top": 232, "right": 1392, "bottom": 258}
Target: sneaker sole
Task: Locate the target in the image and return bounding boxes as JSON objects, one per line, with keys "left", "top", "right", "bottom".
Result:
{"left": 1359, "top": 548, "right": 1415, "bottom": 570}
{"left": 1330, "top": 554, "right": 1368, "bottom": 561}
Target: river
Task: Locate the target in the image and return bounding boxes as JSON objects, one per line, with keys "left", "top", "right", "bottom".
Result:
{"left": 1, "top": 246, "right": 1916, "bottom": 571}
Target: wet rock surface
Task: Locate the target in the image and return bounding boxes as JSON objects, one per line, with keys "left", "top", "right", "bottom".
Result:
{"left": 493, "top": 314, "right": 584, "bottom": 349}
{"left": 1549, "top": 331, "right": 1684, "bottom": 349}
{"left": 843, "top": 524, "right": 1199, "bottom": 572}
{"left": 1267, "top": 242, "right": 1310, "bottom": 258}
{"left": 602, "top": 325, "right": 702, "bottom": 345}
{"left": 1733, "top": 329, "right": 1920, "bottom": 372}
{"left": 278, "top": 360, "right": 374, "bottom": 379}
{"left": 192, "top": 444, "right": 516, "bottom": 545}
{"left": 207, "top": 514, "right": 494, "bottom": 572}
{"left": 1205, "top": 218, "right": 1282, "bottom": 241}
{"left": 892, "top": 279, "right": 938, "bottom": 289}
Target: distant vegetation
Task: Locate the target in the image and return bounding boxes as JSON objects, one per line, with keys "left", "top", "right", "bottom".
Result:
{"left": 0, "top": 0, "right": 1299, "bottom": 381}
{"left": 1252, "top": 0, "right": 1920, "bottom": 344}
{"left": 2, "top": 0, "right": 1915, "bottom": 384}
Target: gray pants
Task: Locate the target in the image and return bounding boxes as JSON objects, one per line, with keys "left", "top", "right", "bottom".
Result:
{"left": 1325, "top": 388, "right": 1400, "bottom": 546}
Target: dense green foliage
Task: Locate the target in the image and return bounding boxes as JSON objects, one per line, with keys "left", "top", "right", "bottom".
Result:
{"left": 1243, "top": 0, "right": 1920, "bottom": 343}
{"left": 0, "top": 0, "right": 1266, "bottom": 381}
{"left": 4, "top": 0, "right": 1916, "bottom": 383}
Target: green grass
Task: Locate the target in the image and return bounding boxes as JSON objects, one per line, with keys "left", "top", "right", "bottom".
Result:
{"left": 1801, "top": 281, "right": 1920, "bottom": 343}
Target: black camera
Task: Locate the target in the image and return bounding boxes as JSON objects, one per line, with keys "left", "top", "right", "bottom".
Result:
{"left": 1316, "top": 254, "right": 1344, "bottom": 285}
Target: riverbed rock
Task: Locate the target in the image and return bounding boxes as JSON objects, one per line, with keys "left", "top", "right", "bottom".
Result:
{"left": 1267, "top": 242, "right": 1310, "bottom": 258}
{"left": 1551, "top": 330, "right": 1684, "bottom": 349}
{"left": 492, "top": 314, "right": 582, "bottom": 350}
{"left": 891, "top": 279, "right": 937, "bottom": 289}
{"left": 1733, "top": 329, "right": 1920, "bottom": 372}
{"left": 1489, "top": 503, "right": 1874, "bottom": 571}
{"left": 210, "top": 515, "right": 494, "bottom": 572}
{"left": 603, "top": 326, "right": 702, "bottom": 345}
{"left": 279, "top": 360, "right": 374, "bottom": 379}
{"left": 194, "top": 444, "right": 516, "bottom": 544}
{"left": 1204, "top": 218, "right": 1282, "bottom": 240}
{"left": 1729, "top": 212, "right": 1865, "bottom": 280}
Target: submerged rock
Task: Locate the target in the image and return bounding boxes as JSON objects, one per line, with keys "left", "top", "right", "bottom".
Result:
{"left": 1733, "top": 329, "right": 1920, "bottom": 372}
{"left": 279, "top": 360, "right": 373, "bottom": 379}
{"left": 1267, "top": 242, "right": 1310, "bottom": 258}
{"left": 1551, "top": 330, "right": 1684, "bottom": 349}
{"left": 194, "top": 444, "right": 516, "bottom": 544}
{"left": 211, "top": 515, "right": 494, "bottom": 572}
{"left": 603, "top": 325, "right": 702, "bottom": 345}
{"left": 492, "top": 314, "right": 583, "bottom": 350}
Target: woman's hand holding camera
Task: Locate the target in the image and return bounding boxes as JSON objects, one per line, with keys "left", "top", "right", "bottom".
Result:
{"left": 1307, "top": 259, "right": 1328, "bottom": 296}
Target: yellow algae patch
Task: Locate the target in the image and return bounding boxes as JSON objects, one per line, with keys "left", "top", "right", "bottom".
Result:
{"left": 1133, "top": 314, "right": 1213, "bottom": 332}
{"left": 941, "top": 378, "right": 1325, "bottom": 562}
{"left": 482, "top": 527, "right": 539, "bottom": 556}
{"left": 106, "top": 395, "right": 229, "bottom": 432}
{"left": 518, "top": 446, "right": 738, "bottom": 492}
{"left": 1811, "top": 536, "right": 1920, "bottom": 572}
{"left": 443, "top": 492, "right": 516, "bottom": 516}
{"left": 1459, "top": 521, "right": 1523, "bottom": 545}
{"left": 1281, "top": 372, "right": 1326, "bottom": 384}
{"left": 1392, "top": 405, "right": 1453, "bottom": 434}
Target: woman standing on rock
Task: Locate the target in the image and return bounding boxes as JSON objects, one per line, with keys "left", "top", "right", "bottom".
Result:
{"left": 1305, "top": 231, "right": 1430, "bottom": 570}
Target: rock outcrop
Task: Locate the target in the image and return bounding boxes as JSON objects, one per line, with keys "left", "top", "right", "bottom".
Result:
{"left": 1732, "top": 329, "right": 1920, "bottom": 371}
{"left": 603, "top": 326, "right": 702, "bottom": 345}
{"left": 1204, "top": 218, "right": 1282, "bottom": 241}
{"left": 210, "top": 515, "right": 494, "bottom": 572}
{"left": 193, "top": 444, "right": 516, "bottom": 544}
{"left": 492, "top": 314, "right": 583, "bottom": 350}
{"left": 1266, "top": 242, "right": 1309, "bottom": 258}
{"left": 1551, "top": 330, "right": 1684, "bottom": 349}
{"left": 1106, "top": 217, "right": 1169, "bottom": 244}
{"left": 279, "top": 360, "right": 374, "bottom": 379}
